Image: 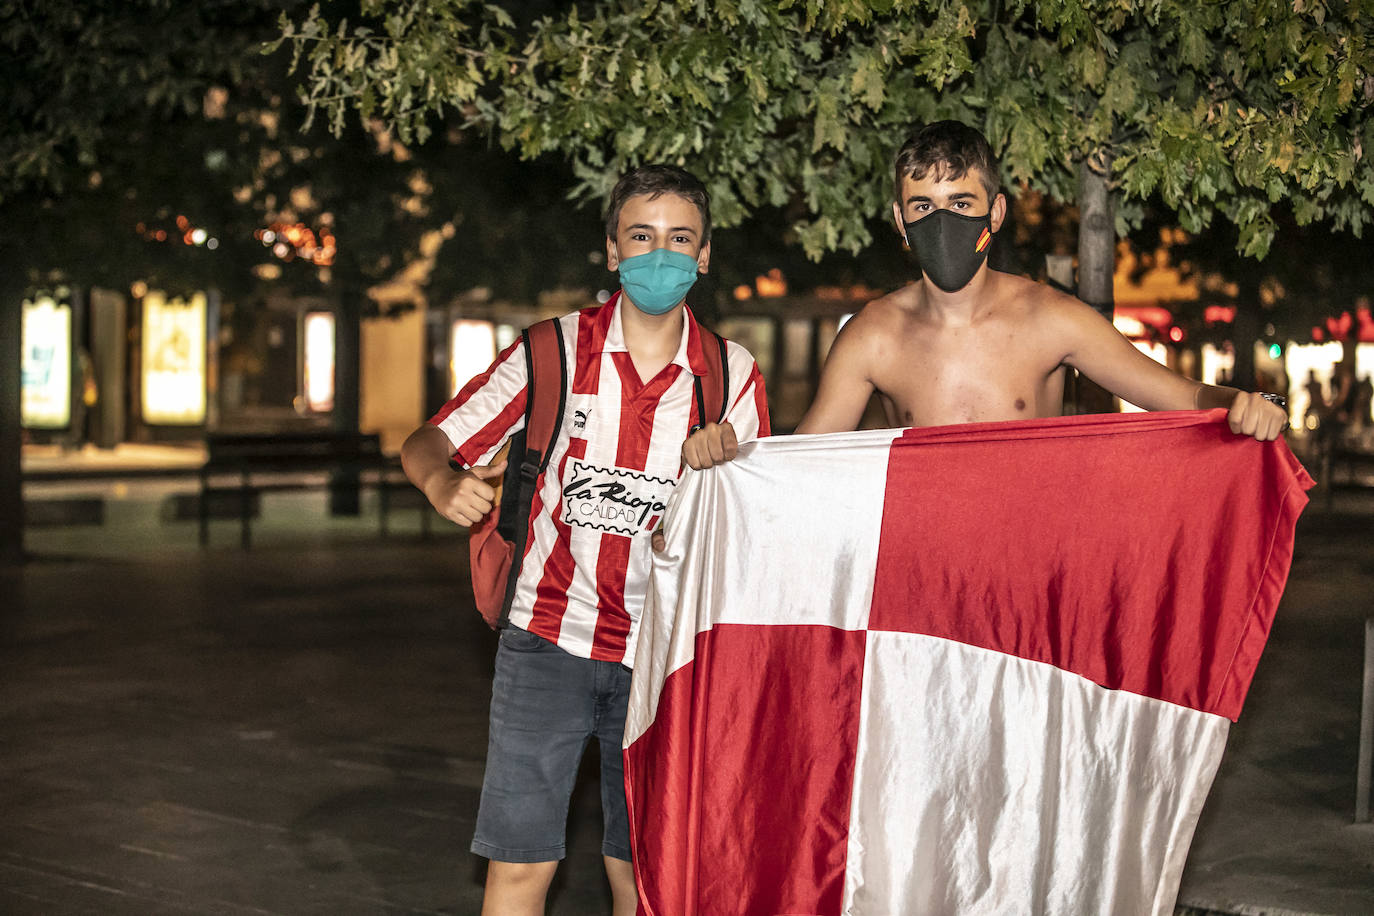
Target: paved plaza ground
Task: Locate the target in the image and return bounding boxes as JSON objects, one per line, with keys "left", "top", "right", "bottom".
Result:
{"left": 2, "top": 468, "right": 1373, "bottom": 914}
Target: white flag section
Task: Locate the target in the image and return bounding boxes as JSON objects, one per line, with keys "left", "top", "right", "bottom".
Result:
{"left": 624, "top": 411, "right": 1312, "bottom": 916}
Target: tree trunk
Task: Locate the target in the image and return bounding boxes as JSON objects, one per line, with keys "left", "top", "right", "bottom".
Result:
{"left": 1231, "top": 277, "right": 1260, "bottom": 392}
{"left": 329, "top": 287, "right": 362, "bottom": 515}
{"left": 1074, "top": 157, "right": 1117, "bottom": 415}
{"left": 1, "top": 283, "right": 25, "bottom": 565}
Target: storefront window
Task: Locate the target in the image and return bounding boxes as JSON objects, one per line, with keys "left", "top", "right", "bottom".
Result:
{"left": 142, "top": 291, "right": 207, "bottom": 425}
{"left": 21, "top": 294, "right": 72, "bottom": 429}
{"left": 302, "top": 311, "right": 336, "bottom": 412}
{"left": 451, "top": 319, "right": 497, "bottom": 396}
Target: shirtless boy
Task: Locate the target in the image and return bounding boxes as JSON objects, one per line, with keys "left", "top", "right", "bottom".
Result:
{"left": 680, "top": 119, "right": 1287, "bottom": 469}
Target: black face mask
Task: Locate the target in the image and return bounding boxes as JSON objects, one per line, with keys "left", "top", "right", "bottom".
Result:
{"left": 903, "top": 209, "right": 994, "bottom": 292}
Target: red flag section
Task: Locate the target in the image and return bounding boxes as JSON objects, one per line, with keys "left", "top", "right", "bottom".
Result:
{"left": 870, "top": 410, "right": 1312, "bottom": 720}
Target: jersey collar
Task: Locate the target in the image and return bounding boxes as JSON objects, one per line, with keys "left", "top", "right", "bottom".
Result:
{"left": 600, "top": 291, "right": 709, "bottom": 376}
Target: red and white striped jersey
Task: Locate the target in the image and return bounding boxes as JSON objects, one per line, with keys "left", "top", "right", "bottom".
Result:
{"left": 430, "top": 294, "right": 770, "bottom": 665}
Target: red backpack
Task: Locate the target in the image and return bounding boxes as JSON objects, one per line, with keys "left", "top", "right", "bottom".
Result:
{"left": 468, "top": 316, "right": 732, "bottom": 628}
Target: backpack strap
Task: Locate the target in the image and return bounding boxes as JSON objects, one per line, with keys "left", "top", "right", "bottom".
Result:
{"left": 496, "top": 317, "right": 567, "bottom": 626}
{"left": 522, "top": 318, "right": 568, "bottom": 471}
{"left": 691, "top": 326, "right": 731, "bottom": 433}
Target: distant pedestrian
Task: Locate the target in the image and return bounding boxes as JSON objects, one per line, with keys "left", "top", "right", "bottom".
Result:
{"left": 1303, "top": 369, "right": 1326, "bottom": 431}
{"left": 1330, "top": 359, "right": 1357, "bottom": 433}
{"left": 1356, "top": 374, "right": 1373, "bottom": 431}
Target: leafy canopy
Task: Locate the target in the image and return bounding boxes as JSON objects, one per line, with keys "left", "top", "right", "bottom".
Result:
{"left": 1, "top": 0, "right": 612, "bottom": 307}
{"left": 281, "top": 0, "right": 1374, "bottom": 260}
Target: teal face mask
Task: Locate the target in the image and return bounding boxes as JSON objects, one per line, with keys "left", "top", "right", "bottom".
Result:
{"left": 617, "top": 248, "right": 701, "bottom": 315}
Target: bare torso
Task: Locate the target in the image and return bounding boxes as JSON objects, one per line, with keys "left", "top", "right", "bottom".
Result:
{"left": 870, "top": 275, "right": 1070, "bottom": 427}
{"left": 809, "top": 271, "right": 1073, "bottom": 432}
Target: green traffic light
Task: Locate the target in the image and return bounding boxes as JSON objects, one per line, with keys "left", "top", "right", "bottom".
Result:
{"left": 1268, "top": 343, "right": 1282, "bottom": 360}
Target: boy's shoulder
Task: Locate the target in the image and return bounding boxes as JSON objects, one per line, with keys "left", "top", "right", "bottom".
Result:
{"left": 514, "top": 302, "right": 612, "bottom": 369}
{"left": 547, "top": 298, "right": 617, "bottom": 344}
{"left": 548, "top": 300, "right": 610, "bottom": 330}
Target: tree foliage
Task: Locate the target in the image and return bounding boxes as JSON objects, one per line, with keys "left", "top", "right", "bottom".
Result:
{"left": 0, "top": 0, "right": 614, "bottom": 311}
{"left": 2, "top": 0, "right": 363, "bottom": 300}
{"left": 282, "top": 0, "right": 1374, "bottom": 260}
{"left": 1, "top": 0, "right": 276, "bottom": 203}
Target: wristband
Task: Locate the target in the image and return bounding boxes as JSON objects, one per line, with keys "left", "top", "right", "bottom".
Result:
{"left": 1258, "top": 392, "right": 1290, "bottom": 431}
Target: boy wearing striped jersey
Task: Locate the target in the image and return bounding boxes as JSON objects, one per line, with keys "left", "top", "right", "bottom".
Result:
{"left": 401, "top": 165, "right": 769, "bottom": 915}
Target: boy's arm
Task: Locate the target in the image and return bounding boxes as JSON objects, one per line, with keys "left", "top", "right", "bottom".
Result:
{"left": 1057, "top": 297, "right": 1288, "bottom": 441}
{"left": 794, "top": 313, "right": 878, "bottom": 435}
{"left": 683, "top": 309, "right": 876, "bottom": 467}
{"left": 401, "top": 424, "right": 507, "bottom": 527}
{"left": 404, "top": 336, "right": 530, "bottom": 524}
{"left": 681, "top": 346, "right": 771, "bottom": 469}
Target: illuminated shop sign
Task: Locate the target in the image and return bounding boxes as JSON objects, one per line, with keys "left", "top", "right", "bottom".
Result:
{"left": 21, "top": 295, "right": 72, "bottom": 429}
{"left": 141, "top": 291, "right": 207, "bottom": 425}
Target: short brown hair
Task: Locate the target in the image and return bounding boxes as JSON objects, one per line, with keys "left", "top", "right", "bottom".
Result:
{"left": 893, "top": 121, "right": 1001, "bottom": 204}
{"left": 605, "top": 165, "right": 712, "bottom": 242}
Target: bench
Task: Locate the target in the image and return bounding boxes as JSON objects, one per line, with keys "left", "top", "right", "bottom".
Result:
{"left": 199, "top": 431, "right": 428, "bottom": 548}
{"left": 1332, "top": 441, "right": 1374, "bottom": 487}
{"left": 24, "top": 497, "right": 105, "bottom": 527}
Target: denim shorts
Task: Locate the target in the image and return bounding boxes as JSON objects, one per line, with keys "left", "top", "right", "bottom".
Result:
{"left": 471, "top": 626, "right": 633, "bottom": 863}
